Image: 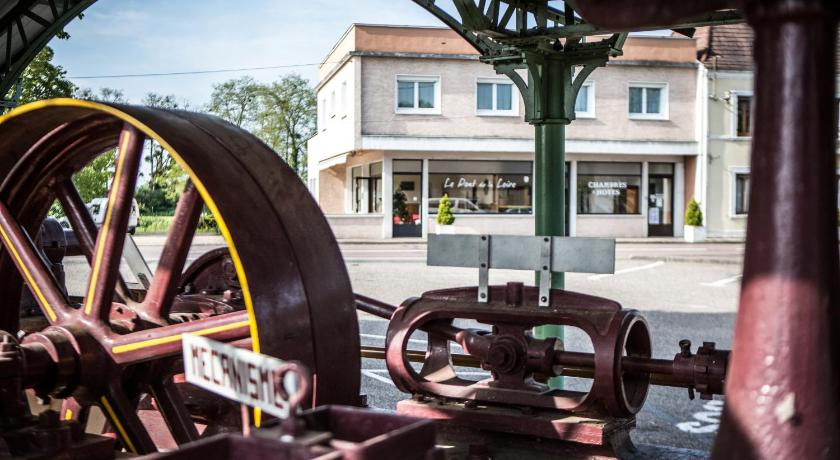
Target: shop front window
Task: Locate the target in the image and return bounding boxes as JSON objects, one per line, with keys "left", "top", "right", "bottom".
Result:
{"left": 369, "top": 162, "right": 383, "bottom": 213}
{"left": 429, "top": 160, "right": 532, "bottom": 214}
{"left": 735, "top": 173, "right": 750, "bottom": 215}
{"left": 577, "top": 162, "right": 642, "bottom": 215}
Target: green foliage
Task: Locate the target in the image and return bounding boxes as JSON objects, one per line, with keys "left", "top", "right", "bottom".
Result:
{"left": 73, "top": 149, "right": 117, "bottom": 203}
{"left": 198, "top": 208, "right": 220, "bottom": 234}
{"left": 75, "top": 87, "right": 127, "bottom": 103}
{"left": 436, "top": 194, "right": 456, "bottom": 225}
{"left": 685, "top": 198, "right": 703, "bottom": 227}
{"left": 393, "top": 191, "right": 411, "bottom": 224}
{"left": 135, "top": 184, "right": 175, "bottom": 215}
{"left": 4, "top": 47, "right": 76, "bottom": 109}
{"left": 208, "top": 74, "right": 315, "bottom": 180}
{"left": 136, "top": 215, "right": 174, "bottom": 234}
{"left": 207, "top": 76, "right": 260, "bottom": 128}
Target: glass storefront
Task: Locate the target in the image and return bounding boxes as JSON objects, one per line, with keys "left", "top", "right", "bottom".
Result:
{"left": 428, "top": 160, "right": 532, "bottom": 214}
{"left": 577, "top": 162, "right": 642, "bottom": 215}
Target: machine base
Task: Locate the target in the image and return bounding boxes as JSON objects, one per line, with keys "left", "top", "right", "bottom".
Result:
{"left": 397, "top": 398, "right": 636, "bottom": 459}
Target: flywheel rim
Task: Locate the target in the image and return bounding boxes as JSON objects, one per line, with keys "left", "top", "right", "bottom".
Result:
{"left": 0, "top": 99, "right": 361, "bottom": 449}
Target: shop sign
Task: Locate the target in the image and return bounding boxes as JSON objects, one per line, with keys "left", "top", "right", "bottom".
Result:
{"left": 443, "top": 177, "right": 518, "bottom": 190}
{"left": 587, "top": 181, "right": 627, "bottom": 196}
{"left": 182, "top": 334, "right": 298, "bottom": 419}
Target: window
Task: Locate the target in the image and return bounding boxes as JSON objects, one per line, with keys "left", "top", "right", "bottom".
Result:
{"left": 396, "top": 76, "right": 440, "bottom": 114}
{"left": 341, "top": 81, "right": 348, "bottom": 117}
{"left": 330, "top": 91, "right": 336, "bottom": 118}
{"left": 476, "top": 78, "right": 517, "bottom": 116}
{"left": 369, "top": 162, "right": 383, "bottom": 213}
{"left": 319, "top": 98, "right": 326, "bottom": 131}
{"left": 429, "top": 160, "right": 532, "bottom": 214}
{"left": 734, "top": 173, "right": 750, "bottom": 215}
{"left": 629, "top": 83, "right": 668, "bottom": 120}
{"left": 351, "top": 166, "right": 362, "bottom": 213}
{"left": 577, "top": 162, "right": 642, "bottom": 215}
{"left": 575, "top": 82, "right": 595, "bottom": 118}
{"left": 736, "top": 96, "right": 752, "bottom": 137}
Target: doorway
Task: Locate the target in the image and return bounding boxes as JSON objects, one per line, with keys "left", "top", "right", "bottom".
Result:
{"left": 648, "top": 163, "right": 674, "bottom": 237}
{"left": 392, "top": 160, "right": 423, "bottom": 238}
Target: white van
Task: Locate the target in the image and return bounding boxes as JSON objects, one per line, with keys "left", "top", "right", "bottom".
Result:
{"left": 87, "top": 198, "right": 140, "bottom": 234}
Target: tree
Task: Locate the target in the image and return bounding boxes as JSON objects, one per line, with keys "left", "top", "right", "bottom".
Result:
{"left": 436, "top": 194, "right": 456, "bottom": 225}
{"left": 76, "top": 87, "right": 127, "bottom": 103}
{"left": 3, "top": 47, "right": 75, "bottom": 111}
{"left": 207, "top": 76, "right": 260, "bottom": 128}
{"left": 136, "top": 93, "right": 188, "bottom": 214}
{"left": 253, "top": 74, "right": 316, "bottom": 179}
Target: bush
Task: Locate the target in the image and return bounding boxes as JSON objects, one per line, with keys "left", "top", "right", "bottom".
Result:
{"left": 198, "top": 209, "right": 220, "bottom": 234}
{"left": 136, "top": 215, "right": 173, "bottom": 234}
{"left": 685, "top": 198, "right": 703, "bottom": 227}
{"left": 436, "top": 194, "right": 455, "bottom": 226}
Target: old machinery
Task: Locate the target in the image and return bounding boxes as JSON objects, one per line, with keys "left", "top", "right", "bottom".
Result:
{"left": 0, "top": 99, "right": 361, "bottom": 455}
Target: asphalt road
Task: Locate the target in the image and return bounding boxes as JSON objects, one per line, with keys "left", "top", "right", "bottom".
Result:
{"left": 62, "top": 235, "right": 742, "bottom": 453}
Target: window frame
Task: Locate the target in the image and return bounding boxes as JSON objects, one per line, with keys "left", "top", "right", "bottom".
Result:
{"left": 475, "top": 77, "right": 520, "bottom": 117}
{"left": 729, "top": 90, "right": 754, "bottom": 138}
{"left": 575, "top": 81, "right": 596, "bottom": 119}
{"left": 395, "top": 75, "right": 442, "bottom": 115}
{"left": 730, "top": 167, "right": 751, "bottom": 218}
{"left": 628, "top": 82, "right": 669, "bottom": 121}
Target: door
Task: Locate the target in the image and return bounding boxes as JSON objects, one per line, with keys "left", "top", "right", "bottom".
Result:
{"left": 648, "top": 165, "right": 674, "bottom": 237}
{"left": 392, "top": 160, "right": 423, "bottom": 237}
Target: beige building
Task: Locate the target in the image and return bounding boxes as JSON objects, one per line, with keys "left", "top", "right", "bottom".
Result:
{"left": 694, "top": 24, "right": 840, "bottom": 239}
{"left": 308, "top": 24, "right": 701, "bottom": 239}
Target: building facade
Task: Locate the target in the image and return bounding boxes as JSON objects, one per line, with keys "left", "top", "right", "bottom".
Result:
{"left": 694, "top": 23, "right": 840, "bottom": 239}
{"left": 308, "top": 25, "right": 701, "bottom": 239}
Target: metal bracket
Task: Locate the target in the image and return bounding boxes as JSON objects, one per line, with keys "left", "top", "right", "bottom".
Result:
{"left": 538, "top": 236, "right": 552, "bottom": 307}
{"left": 428, "top": 235, "right": 616, "bottom": 305}
{"left": 478, "top": 235, "right": 490, "bottom": 302}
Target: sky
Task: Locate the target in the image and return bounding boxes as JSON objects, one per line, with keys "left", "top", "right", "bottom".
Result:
{"left": 50, "top": 0, "right": 445, "bottom": 106}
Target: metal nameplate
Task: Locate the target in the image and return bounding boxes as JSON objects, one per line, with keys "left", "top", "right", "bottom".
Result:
{"left": 182, "top": 334, "right": 300, "bottom": 419}
{"left": 427, "top": 234, "right": 615, "bottom": 274}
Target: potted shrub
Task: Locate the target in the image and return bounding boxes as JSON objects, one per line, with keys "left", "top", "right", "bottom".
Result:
{"left": 684, "top": 198, "right": 706, "bottom": 243}
{"left": 435, "top": 194, "right": 456, "bottom": 235}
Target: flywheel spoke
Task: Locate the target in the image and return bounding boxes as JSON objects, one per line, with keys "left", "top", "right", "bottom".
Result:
{"left": 0, "top": 199, "right": 70, "bottom": 323}
{"left": 55, "top": 180, "right": 131, "bottom": 303}
{"left": 99, "top": 386, "right": 157, "bottom": 455}
{"left": 142, "top": 181, "right": 203, "bottom": 322}
{"left": 82, "top": 125, "right": 144, "bottom": 323}
{"left": 149, "top": 377, "right": 200, "bottom": 443}
{"left": 108, "top": 310, "right": 250, "bottom": 365}
{"left": 55, "top": 180, "right": 97, "bottom": 262}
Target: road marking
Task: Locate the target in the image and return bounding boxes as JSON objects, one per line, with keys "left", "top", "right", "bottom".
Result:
{"left": 588, "top": 261, "right": 665, "bottom": 280}
{"left": 361, "top": 333, "right": 427, "bottom": 345}
{"left": 344, "top": 258, "right": 426, "bottom": 263}
{"left": 701, "top": 274, "right": 742, "bottom": 287}
{"left": 676, "top": 400, "right": 723, "bottom": 434}
{"left": 360, "top": 333, "right": 463, "bottom": 350}
{"left": 364, "top": 368, "right": 489, "bottom": 377}
{"left": 362, "top": 370, "right": 396, "bottom": 386}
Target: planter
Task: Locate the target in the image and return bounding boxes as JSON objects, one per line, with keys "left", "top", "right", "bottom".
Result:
{"left": 684, "top": 225, "right": 706, "bottom": 243}
{"left": 436, "top": 224, "right": 456, "bottom": 235}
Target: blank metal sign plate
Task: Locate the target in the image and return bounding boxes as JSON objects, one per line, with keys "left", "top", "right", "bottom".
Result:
{"left": 427, "top": 234, "right": 615, "bottom": 274}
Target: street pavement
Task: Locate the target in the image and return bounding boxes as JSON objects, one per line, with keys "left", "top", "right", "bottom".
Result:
{"left": 62, "top": 235, "right": 744, "bottom": 453}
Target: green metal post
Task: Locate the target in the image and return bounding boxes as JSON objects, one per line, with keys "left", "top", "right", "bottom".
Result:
{"left": 531, "top": 56, "right": 573, "bottom": 387}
